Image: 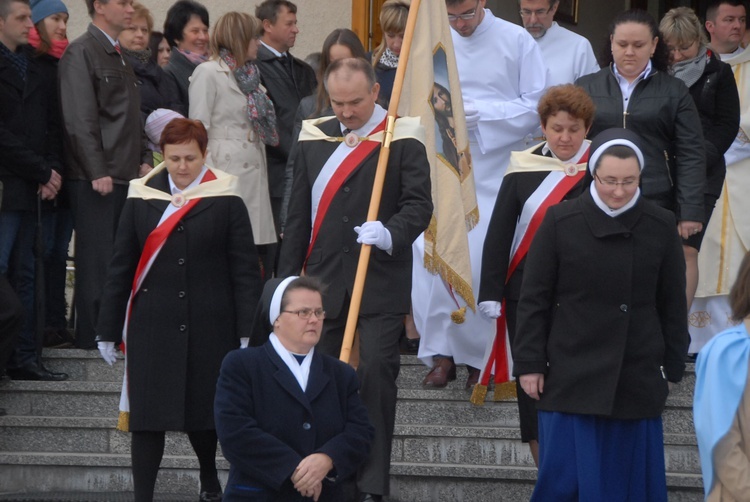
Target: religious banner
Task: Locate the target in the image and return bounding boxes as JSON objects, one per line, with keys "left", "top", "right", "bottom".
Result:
{"left": 396, "top": 0, "right": 478, "bottom": 314}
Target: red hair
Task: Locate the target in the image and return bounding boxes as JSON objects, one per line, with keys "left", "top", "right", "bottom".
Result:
{"left": 159, "top": 118, "right": 208, "bottom": 155}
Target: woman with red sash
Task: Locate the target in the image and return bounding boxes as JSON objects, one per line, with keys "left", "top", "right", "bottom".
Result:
{"left": 477, "top": 84, "right": 595, "bottom": 466}
{"left": 95, "top": 118, "right": 262, "bottom": 502}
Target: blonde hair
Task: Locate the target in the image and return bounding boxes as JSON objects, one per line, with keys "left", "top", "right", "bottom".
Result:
{"left": 659, "top": 7, "right": 708, "bottom": 49}
{"left": 371, "top": 0, "right": 409, "bottom": 66}
{"left": 132, "top": 2, "right": 154, "bottom": 33}
{"left": 210, "top": 11, "right": 262, "bottom": 61}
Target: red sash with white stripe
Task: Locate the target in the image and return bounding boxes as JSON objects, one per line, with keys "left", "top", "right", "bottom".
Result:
{"left": 117, "top": 169, "right": 216, "bottom": 428}
{"left": 303, "top": 118, "right": 387, "bottom": 269}
{"left": 481, "top": 150, "right": 589, "bottom": 393}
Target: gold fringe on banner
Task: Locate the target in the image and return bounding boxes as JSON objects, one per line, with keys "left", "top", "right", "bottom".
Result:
{"left": 116, "top": 411, "right": 130, "bottom": 432}
{"left": 493, "top": 381, "right": 518, "bottom": 401}
{"left": 470, "top": 383, "right": 488, "bottom": 406}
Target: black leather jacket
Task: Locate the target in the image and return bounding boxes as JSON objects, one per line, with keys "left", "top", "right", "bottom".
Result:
{"left": 687, "top": 53, "right": 740, "bottom": 198}
{"left": 59, "top": 24, "right": 150, "bottom": 184}
{"left": 576, "top": 65, "right": 706, "bottom": 222}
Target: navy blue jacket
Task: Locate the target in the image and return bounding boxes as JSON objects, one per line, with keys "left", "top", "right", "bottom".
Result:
{"left": 215, "top": 342, "right": 374, "bottom": 501}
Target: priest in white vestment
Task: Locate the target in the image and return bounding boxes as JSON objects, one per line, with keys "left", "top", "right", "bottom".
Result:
{"left": 413, "top": 0, "right": 547, "bottom": 387}
{"left": 519, "top": 0, "right": 599, "bottom": 86}
{"left": 690, "top": 4, "right": 750, "bottom": 353}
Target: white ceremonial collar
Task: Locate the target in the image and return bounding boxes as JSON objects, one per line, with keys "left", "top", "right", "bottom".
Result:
{"left": 541, "top": 141, "right": 589, "bottom": 164}
{"left": 589, "top": 182, "right": 640, "bottom": 217}
{"left": 340, "top": 104, "right": 387, "bottom": 136}
{"left": 168, "top": 165, "right": 209, "bottom": 195}
{"left": 269, "top": 333, "right": 313, "bottom": 392}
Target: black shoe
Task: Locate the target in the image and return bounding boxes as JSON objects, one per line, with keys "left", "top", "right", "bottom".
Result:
{"left": 199, "top": 491, "right": 222, "bottom": 502}
{"left": 0, "top": 408, "right": 6, "bottom": 417}
{"left": 361, "top": 494, "right": 383, "bottom": 502}
{"left": 40, "top": 364, "right": 69, "bottom": 380}
{"left": 7, "top": 364, "right": 68, "bottom": 381}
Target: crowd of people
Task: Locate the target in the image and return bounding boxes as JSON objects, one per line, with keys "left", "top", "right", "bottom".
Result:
{"left": 1, "top": 0, "right": 749, "bottom": 500}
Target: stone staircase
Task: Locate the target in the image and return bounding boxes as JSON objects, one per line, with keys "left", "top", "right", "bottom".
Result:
{"left": 0, "top": 350, "right": 704, "bottom": 501}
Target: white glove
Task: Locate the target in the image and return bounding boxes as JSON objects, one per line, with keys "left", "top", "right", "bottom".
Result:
{"left": 463, "top": 98, "right": 480, "bottom": 130}
{"left": 354, "top": 221, "right": 393, "bottom": 253}
{"left": 478, "top": 301, "right": 502, "bottom": 319}
{"left": 97, "top": 341, "right": 117, "bottom": 366}
{"left": 240, "top": 337, "right": 249, "bottom": 349}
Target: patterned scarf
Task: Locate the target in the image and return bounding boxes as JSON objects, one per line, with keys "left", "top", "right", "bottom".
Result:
{"left": 121, "top": 46, "right": 152, "bottom": 65}
{"left": 219, "top": 48, "right": 279, "bottom": 146}
{"left": 176, "top": 48, "right": 207, "bottom": 66}
{"left": 0, "top": 41, "right": 28, "bottom": 80}
{"left": 671, "top": 46, "right": 709, "bottom": 89}
{"left": 378, "top": 47, "right": 399, "bottom": 69}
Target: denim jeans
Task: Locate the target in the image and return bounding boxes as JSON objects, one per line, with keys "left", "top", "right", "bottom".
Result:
{"left": 0, "top": 210, "right": 41, "bottom": 367}
{"left": 42, "top": 209, "right": 74, "bottom": 329}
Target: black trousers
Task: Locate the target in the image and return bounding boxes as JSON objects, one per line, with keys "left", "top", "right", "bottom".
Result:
{"left": 0, "top": 274, "right": 23, "bottom": 374}
{"left": 69, "top": 181, "right": 128, "bottom": 349}
{"left": 317, "top": 300, "right": 403, "bottom": 497}
{"left": 507, "top": 299, "right": 538, "bottom": 442}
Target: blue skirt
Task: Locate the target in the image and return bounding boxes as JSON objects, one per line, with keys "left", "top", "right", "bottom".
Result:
{"left": 531, "top": 411, "right": 667, "bottom": 502}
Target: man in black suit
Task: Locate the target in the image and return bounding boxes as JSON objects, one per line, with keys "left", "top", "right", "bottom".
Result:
{"left": 279, "top": 57, "right": 432, "bottom": 502}
{"left": 254, "top": 0, "right": 316, "bottom": 274}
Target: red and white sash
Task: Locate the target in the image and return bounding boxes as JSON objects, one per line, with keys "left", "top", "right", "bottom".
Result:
{"left": 304, "top": 117, "right": 387, "bottom": 268}
{"left": 117, "top": 166, "right": 233, "bottom": 430}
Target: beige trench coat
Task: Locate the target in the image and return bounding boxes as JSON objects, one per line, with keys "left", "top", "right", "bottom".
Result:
{"left": 189, "top": 58, "right": 276, "bottom": 245}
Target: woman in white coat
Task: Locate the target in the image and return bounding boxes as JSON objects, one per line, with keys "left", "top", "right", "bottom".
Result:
{"left": 189, "top": 12, "right": 278, "bottom": 262}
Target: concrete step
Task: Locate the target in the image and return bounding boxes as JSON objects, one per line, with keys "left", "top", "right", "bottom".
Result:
{"left": 0, "top": 452, "right": 228, "bottom": 495}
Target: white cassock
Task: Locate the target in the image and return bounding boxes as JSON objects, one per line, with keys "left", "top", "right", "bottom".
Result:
{"left": 412, "top": 9, "right": 547, "bottom": 369}
{"left": 689, "top": 47, "right": 750, "bottom": 353}
{"left": 536, "top": 22, "right": 599, "bottom": 87}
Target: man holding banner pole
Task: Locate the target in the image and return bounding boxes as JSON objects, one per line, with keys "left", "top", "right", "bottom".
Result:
{"left": 278, "top": 57, "right": 432, "bottom": 501}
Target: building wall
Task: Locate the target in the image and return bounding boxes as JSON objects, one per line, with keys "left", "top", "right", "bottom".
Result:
{"left": 65, "top": 0, "right": 352, "bottom": 61}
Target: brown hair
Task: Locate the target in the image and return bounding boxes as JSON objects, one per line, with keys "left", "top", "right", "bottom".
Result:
{"left": 210, "top": 11, "right": 262, "bottom": 62}
{"left": 537, "top": 84, "right": 596, "bottom": 129}
{"left": 324, "top": 57, "right": 377, "bottom": 91}
{"left": 730, "top": 251, "right": 750, "bottom": 322}
{"left": 372, "top": 0, "right": 409, "bottom": 66}
{"left": 312, "top": 29, "right": 367, "bottom": 116}
{"left": 280, "top": 276, "right": 324, "bottom": 311}
{"left": 159, "top": 118, "right": 208, "bottom": 155}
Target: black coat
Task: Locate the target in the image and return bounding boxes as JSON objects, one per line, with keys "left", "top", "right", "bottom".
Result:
{"left": 96, "top": 170, "right": 262, "bottom": 431}
{"left": 687, "top": 53, "right": 740, "bottom": 197}
{"left": 163, "top": 48, "right": 197, "bottom": 115}
{"left": 576, "top": 67, "right": 706, "bottom": 222}
{"left": 278, "top": 116, "right": 433, "bottom": 318}
{"left": 123, "top": 54, "right": 184, "bottom": 119}
{"left": 478, "top": 147, "right": 588, "bottom": 304}
{"left": 255, "top": 45, "right": 317, "bottom": 199}
{"left": 215, "top": 342, "right": 374, "bottom": 501}
{"left": 513, "top": 190, "right": 689, "bottom": 420}
{"left": 0, "top": 46, "right": 62, "bottom": 211}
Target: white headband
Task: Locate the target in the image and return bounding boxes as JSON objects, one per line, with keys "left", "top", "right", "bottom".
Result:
{"left": 269, "top": 276, "right": 299, "bottom": 325}
{"left": 588, "top": 138, "right": 645, "bottom": 174}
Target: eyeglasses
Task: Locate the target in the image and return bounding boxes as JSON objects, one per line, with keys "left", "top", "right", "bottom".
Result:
{"left": 448, "top": 1, "right": 480, "bottom": 22}
{"left": 519, "top": 6, "right": 553, "bottom": 18}
{"left": 594, "top": 173, "right": 640, "bottom": 188}
{"left": 282, "top": 308, "right": 326, "bottom": 320}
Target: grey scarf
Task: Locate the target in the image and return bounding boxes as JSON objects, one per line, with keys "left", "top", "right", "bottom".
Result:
{"left": 671, "top": 45, "right": 708, "bottom": 89}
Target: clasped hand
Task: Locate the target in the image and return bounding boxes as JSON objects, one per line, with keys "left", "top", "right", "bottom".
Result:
{"left": 291, "top": 453, "right": 333, "bottom": 501}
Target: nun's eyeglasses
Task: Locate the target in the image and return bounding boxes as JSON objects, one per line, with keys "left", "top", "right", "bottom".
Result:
{"left": 282, "top": 308, "right": 326, "bottom": 320}
{"left": 594, "top": 173, "right": 640, "bottom": 188}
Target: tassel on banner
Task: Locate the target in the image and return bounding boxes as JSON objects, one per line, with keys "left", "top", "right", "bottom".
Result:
{"left": 116, "top": 411, "right": 130, "bottom": 432}
{"left": 470, "top": 383, "right": 488, "bottom": 405}
{"left": 493, "top": 381, "right": 518, "bottom": 401}
{"left": 451, "top": 306, "right": 466, "bottom": 324}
